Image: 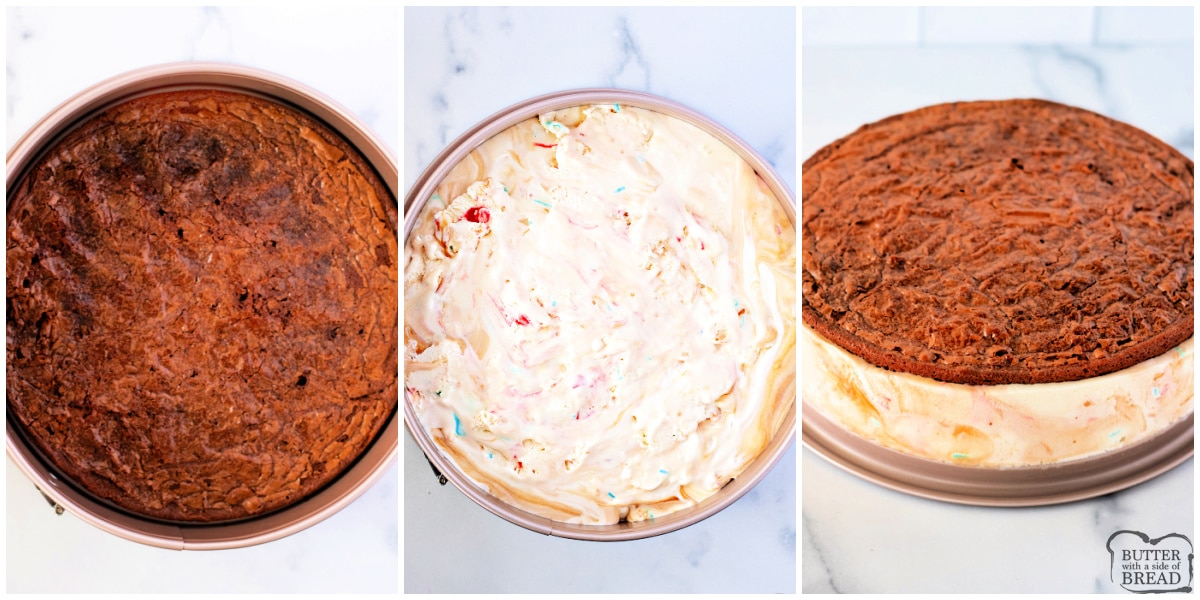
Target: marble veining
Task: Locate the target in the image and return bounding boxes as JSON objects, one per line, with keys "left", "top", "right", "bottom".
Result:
{"left": 1090, "top": 493, "right": 1129, "bottom": 528}
{"left": 406, "top": 6, "right": 796, "bottom": 195}
{"left": 801, "top": 512, "right": 840, "bottom": 594}
{"left": 609, "top": 16, "right": 652, "bottom": 90}
{"left": 190, "top": 6, "right": 233, "bottom": 59}
{"left": 1028, "top": 45, "right": 1110, "bottom": 112}
{"left": 411, "top": 8, "right": 665, "bottom": 173}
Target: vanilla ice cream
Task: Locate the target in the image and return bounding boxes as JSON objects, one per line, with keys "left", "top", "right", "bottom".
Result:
{"left": 404, "top": 104, "right": 795, "bottom": 524}
{"left": 803, "top": 325, "right": 1193, "bottom": 466}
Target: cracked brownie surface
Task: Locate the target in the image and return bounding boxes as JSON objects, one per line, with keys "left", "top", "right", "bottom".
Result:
{"left": 7, "top": 89, "right": 398, "bottom": 522}
{"left": 802, "top": 99, "right": 1193, "bottom": 385}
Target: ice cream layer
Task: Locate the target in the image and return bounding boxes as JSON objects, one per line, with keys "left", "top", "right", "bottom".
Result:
{"left": 405, "top": 105, "right": 796, "bottom": 524}
{"left": 803, "top": 324, "right": 1193, "bottom": 466}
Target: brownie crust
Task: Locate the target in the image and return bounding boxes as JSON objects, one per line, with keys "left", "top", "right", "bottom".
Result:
{"left": 802, "top": 99, "right": 1193, "bottom": 385}
{"left": 7, "top": 90, "right": 398, "bottom": 522}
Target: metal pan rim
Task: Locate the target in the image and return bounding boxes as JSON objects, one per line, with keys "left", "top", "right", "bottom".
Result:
{"left": 802, "top": 392, "right": 1193, "bottom": 507}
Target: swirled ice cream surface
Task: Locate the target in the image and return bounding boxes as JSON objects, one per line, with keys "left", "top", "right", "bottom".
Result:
{"left": 404, "top": 105, "right": 795, "bottom": 524}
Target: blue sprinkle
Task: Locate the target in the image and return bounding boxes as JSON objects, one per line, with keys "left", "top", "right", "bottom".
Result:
{"left": 1152, "top": 387, "right": 1161, "bottom": 398}
{"left": 607, "top": 492, "right": 616, "bottom": 499}
{"left": 613, "top": 103, "right": 621, "bottom": 112}
{"left": 551, "top": 300, "right": 557, "bottom": 307}
{"left": 543, "top": 120, "right": 568, "bottom": 134}
{"left": 615, "top": 186, "right": 626, "bottom": 193}
{"left": 636, "top": 153, "right": 645, "bottom": 163}
{"left": 659, "top": 469, "right": 669, "bottom": 475}
{"left": 733, "top": 298, "right": 740, "bottom": 308}
{"left": 502, "top": 185, "right": 509, "bottom": 193}
{"left": 533, "top": 199, "right": 552, "bottom": 209}
{"left": 1110, "top": 429, "right": 1123, "bottom": 439}
{"left": 431, "top": 193, "right": 442, "bottom": 201}
{"left": 487, "top": 451, "right": 494, "bottom": 459}
{"left": 951, "top": 453, "right": 968, "bottom": 459}
{"left": 453, "top": 413, "right": 465, "bottom": 437}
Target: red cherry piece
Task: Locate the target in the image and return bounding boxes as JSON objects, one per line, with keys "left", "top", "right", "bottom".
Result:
{"left": 464, "top": 206, "right": 490, "bottom": 223}
{"left": 514, "top": 315, "right": 531, "bottom": 326}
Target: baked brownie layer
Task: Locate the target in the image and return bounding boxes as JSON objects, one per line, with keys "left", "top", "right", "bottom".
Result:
{"left": 7, "top": 90, "right": 398, "bottom": 522}
{"left": 802, "top": 99, "right": 1193, "bottom": 385}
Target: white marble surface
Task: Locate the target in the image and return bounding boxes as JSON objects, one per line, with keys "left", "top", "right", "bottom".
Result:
{"left": 801, "top": 9, "right": 1194, "bottom": 594}
{"left": 403, "top": 6, "right": 796, "bottom": 594}
{"left": 5, "top": 6, "right": 398, "bottom": 594}
{"left": 803, "top": 6, "right": 1195, "bottom": 47}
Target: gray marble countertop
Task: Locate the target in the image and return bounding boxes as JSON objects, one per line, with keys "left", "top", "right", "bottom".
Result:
{"left": 403, "top": 6, "right": 797, "bottom": 594}
{"left": 801, "top": 21, "right": 1194, "bottom": 593}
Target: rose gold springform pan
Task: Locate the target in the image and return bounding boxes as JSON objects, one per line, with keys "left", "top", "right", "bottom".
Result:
{"left": 803, "top": 404, "right": 1192, "bottom": 506}
{"left": 404, "top": 89, "right": 796, "bottom": 541}
{"left": 6, "top": 63, "right": 398, "bottom": 550}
